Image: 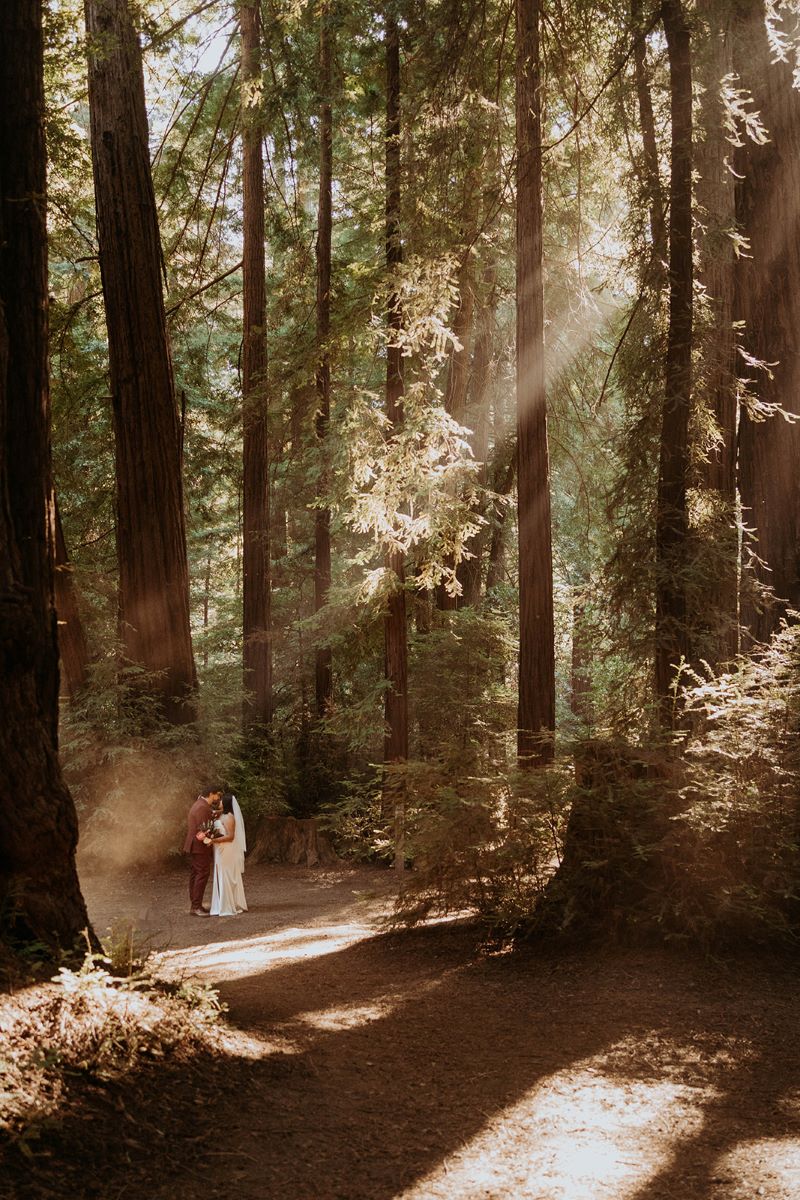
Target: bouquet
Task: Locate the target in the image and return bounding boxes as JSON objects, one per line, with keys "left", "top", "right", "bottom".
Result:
{"left": 196, "top": 818, "right": 218, "bottom": 845}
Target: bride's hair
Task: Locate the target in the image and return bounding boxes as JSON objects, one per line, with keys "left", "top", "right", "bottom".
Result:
{"left": 221, "top": 793, "right": 235, "bottom": 814}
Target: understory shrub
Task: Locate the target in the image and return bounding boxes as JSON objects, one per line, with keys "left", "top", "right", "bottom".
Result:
{"left": 533, "top": 626, "right": 800, "bottom": 943}
{"left": 673, "top": 625, "right": 800, "bottom": 940}
{"left": 0, "top": 942, "right": 224, "bottom": 1143}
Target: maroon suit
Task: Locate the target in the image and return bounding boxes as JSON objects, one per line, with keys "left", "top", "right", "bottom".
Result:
{"left": 185, "top": 796, "right": 213, "bottom": 910}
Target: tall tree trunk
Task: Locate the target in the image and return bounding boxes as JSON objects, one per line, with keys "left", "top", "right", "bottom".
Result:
{"left": 5, "top": 9, "right": 59, "bottom": 746}
{"left": 201, "top": 548, "right": 212, "bottom": 668}
{"left": 516, "top": 0, "right": 555, "bottom": 765}
{"left": 384, "top": 11, "right": 408, "bottom": 869}
{"left": 696, "top": 0, "right": 738, "bottom": 662}
{"left": 631, "top": 0, "right": 669, "bottom": 273}
{"left": 655, "top": 0, "right": 693, "bottom": 717}
{"left": 240, "top": 0, "right": 272, "bottom": 731}
{"left": 85, "top": 0, "right": 197, "bottom": 725}
{"left": 314, "top": 0, "right": 333, "bottom": 716}
{"left": 54, "top": 499, "right": 89, "bottom": 700}
{"left": 0, "top": 0, "right": 94, "bottom": 951}
{"left": 734, "top": 0, "right": 800, "bottom": 642}
{"left": 570, "top": 587, "right": 593, "bottom": 727}
{"left": 485, "top": 452, "right": 515, "bottom": 593}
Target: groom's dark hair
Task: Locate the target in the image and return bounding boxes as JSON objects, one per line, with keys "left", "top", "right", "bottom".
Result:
{"left": 200, "top": 784, "right": 223, "bottom": 798}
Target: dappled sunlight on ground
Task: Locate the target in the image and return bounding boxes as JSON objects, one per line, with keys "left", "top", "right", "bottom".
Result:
{"left": 155, "top": 921, "right": 381, "bottom": 982}
{"left": 401, "top": 1054, "right": 711, "bottom": 1200}
{"left": 716, "top": 1137, "right": 800, "bottom": 1198}
{"left": 66, "top": 865, "right": 800, "bottom": 1200}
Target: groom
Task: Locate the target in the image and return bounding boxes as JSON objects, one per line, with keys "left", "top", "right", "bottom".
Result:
{"left": 184, "top": 785, "right": 223, "bottom": 916}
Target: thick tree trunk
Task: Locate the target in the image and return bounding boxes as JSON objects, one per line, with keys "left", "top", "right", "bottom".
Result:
{"left": 54, "top": 499, "right": 89, "bottom": 700}
{"left": 655, "top": 0, "right": 693, "bottom": 717}
{"left": 240, "top": 0, "right": 272, "bottom": 730}
{"left": 0, "top": 0, "right": 94, "bottom": 951}
{"left": 85, "top": 0, "right": 197, "bottom": 725}
{"left": 384, "top": 12, "right": 408, "bottom": 869}
{"left": 248, "top": 815, "right": 339, "bottom": 867}
{"left": 734, "top": 1, "right": 800, "bottom": 642}
{"left": 314, "top": 0, "right": 333, "bottom": 716}
{"left": 696, "top": 0, "right": 738, "bottom": 662}
{"left": 516, "top": 0, "right": 555, "bottom": 765}
{"left": 4, "top": 11, "right": 59, "bottom": 747}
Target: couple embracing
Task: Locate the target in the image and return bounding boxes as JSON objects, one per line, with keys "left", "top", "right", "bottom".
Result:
{"left": 184, "top": 786, "right": 248, "bottom": 917}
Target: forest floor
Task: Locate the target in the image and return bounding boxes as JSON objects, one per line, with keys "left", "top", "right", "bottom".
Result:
{"left": 3, "top": 860, "right": 800, "bottom": 1200}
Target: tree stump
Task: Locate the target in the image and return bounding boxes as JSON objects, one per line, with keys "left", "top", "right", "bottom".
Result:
{"left": 247, "top": 816, "right": 339, "bottom": 868}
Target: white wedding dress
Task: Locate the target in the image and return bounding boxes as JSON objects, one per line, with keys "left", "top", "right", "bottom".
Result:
{"left": 210, "top": 797, "right": 248, "bottom": 917}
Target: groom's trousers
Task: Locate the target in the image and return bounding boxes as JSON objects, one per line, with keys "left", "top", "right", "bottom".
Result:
{"left": 188, "top": 844, "right": 213, "bottom": 909}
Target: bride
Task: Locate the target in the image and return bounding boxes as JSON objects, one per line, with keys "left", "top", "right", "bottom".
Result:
{"left": 206, "top": 793, "right": 248, "bottom": 916}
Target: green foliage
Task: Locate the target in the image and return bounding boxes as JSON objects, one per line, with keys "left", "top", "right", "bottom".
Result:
{"left": 0, "top": 944, "right": 224, "bottom": 1145}
{"left": 42, "top": 0, "right": 800, "bottom": 949}
{"left": 528, "top": 628, "right": 800, "bottom": 945}
{"left": 675, "top": 625, "right": 800, "bottom": 940}
{"left": 392, "top": 760, "right": 573, "bottom": 931}
{"left": 100, "top": 919, "right": 154, "bottom": 979}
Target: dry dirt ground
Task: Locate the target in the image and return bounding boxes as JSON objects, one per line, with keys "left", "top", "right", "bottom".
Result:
{"left": 5, "top": 860, "right": 800, "bottom": 1200}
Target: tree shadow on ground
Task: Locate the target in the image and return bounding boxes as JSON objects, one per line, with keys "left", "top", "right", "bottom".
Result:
{"left": 621, "top": 988, "right": 800, "bottom": 1200}
{"left": 5, "top": 924, "right": 798, "bottom": 1200}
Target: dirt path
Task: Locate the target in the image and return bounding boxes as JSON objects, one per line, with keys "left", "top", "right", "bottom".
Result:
{"left": 18, "top": 863, "right": 800, "bottom": 1199}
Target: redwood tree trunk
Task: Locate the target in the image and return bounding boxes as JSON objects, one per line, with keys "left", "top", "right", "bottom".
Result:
{"left": 631, "top": 0, "right": 668, "bottom": 272}
{"left": 570, "top": 588, "right": 593, "bottom": 727}
{"left": 241, "top": 0, "right": 272, "bottom": 730}
{"left": 85, "top": 0, "right": 197, "bottom": 725}
{"left": 5, "top": 8, "right": 59, "bottom": 746}
{"left": 0, "top": 0, "right": 94, "bottom": 950}
{"left": 384, "top": 12, "right": 408, "bottom": 867}
{"left": 485, "top": 451, "right": 515, "bottom": 593}
{"left": 734, "top": 0, "right": 800, "bottom": 642}
{"left": 516, "top": 0, "right": 555, "bottom": 765}
{"left": 696, "top": 0, "right": 738, "bottom": 662}
{"left": 314, "top": 0, "right": 333, "bottom": 716}
{"left": 54, "top": 498, "right": 89, "bottom": 700}
{"left": 655, "top": 0, "right": 693, "bottom": 716}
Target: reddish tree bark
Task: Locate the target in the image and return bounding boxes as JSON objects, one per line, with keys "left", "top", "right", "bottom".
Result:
{"left": 85, "top": 0, "right": 197, "bottom": 725}
{"left": 0, "top": 0, "right": 94, "bottom": 950}
{"left": 516, "top": 0, "right": 555, "bottom": 765}
{"left": 54, "top": 499, "right": 89, "bottom": 700}
{"left": 314, "top": 0, "right": 333, "bottom": 716}
{"left": 631, "top": 0, "right": 668, "bottom": 272}
{"left": 655, "top": 0, "right": 693, "bottom": 716}
{"left": 734, "top": 0, "right": 800, "bottom": 641}
{"left": 240, "top": 0, "right": 272, "bottom": 731}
